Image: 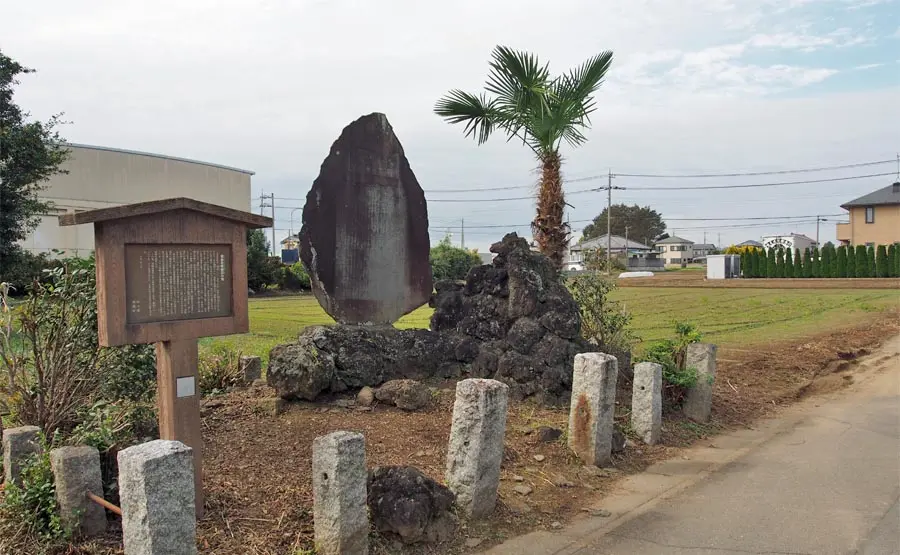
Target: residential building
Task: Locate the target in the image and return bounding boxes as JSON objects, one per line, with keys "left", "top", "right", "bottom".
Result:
{"left": 478, "top": 252, "right": 495, "bottom": 265}
{"left": 692, "top": 243, "right": 717, "bottom": 259}
{"left": 736, "top": 239, "right": 764, "bottom": 249}
{"left": 835, "top": 182, "right": 900, "bottom": 247}
{"left": 656, "top": 235, "right": 695, "bottom": 265}
{"left": 565, "top": 234, "right": 658, "bottom": 271}
{"left": 19, "top": 143, "right": 254, "bottom": 258}
{"left": 760, "top": 233, "right": 817, "bottom": 253}
{"left": 281, "top": 234, "right": 300, "bottom": 250}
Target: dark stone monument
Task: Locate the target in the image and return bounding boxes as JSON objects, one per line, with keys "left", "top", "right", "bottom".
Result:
{"left": 299, "top": 113, "right": 432, "bottom": 325}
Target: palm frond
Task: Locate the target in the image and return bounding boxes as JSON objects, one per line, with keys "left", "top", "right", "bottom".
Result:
{"left": 558, "top": 51, "right": 614, "bottom": 122}
{"left": 434, "top": 89, "right": 503, "bottom": 145}
{"left": 485, "top": 46, "right": 552, "bottom": 141}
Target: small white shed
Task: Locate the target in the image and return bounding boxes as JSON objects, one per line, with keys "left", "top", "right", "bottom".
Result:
{"left": 707, "top": 254, "right": 741, "bottom": 279}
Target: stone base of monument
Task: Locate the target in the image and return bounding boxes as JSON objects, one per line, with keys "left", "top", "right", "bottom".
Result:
{"left": 267, "top": 234, "right": 595, "bottom": 406}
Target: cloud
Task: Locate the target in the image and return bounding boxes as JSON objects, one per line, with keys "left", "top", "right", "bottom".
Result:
{"left": 1, "top": 0, "right": 893, "bottom": 251}
{"left": 854, "top": 63, "right": 884, "bottom": 69}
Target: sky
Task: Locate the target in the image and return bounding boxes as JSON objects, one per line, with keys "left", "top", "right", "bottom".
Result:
{"left": 4, "top": 0, "right": 899, "bottom": 252}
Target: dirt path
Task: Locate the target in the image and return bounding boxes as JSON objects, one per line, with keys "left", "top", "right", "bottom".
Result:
{"left": 487, "top": 335, "right": 900, "bottom": 555}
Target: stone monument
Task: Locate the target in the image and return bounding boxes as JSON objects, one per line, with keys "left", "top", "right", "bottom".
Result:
{"left": 299, "top": 112, "right": 432, "bottom": 325}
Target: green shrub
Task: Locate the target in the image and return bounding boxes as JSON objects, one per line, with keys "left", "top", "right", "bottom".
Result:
{"left": 430, "top": 237, "right": 482, "bottom": 281}
{"left": 867, "top": 245, "right": 876, "bottom": 278}
{"left": 637, "top": 322, "right": 702, "bottom": 407}
{"left": 199, "top": 346, "right": 242, "bottom": 395}
{"left": 0, "top": 438, "right": 68, "bottom": 551}
{"left": 278, "top": 262, "right": 311, "bottom": 291}
{"left": 784, "top": 248, "right": 794, "bottom": 277}
{"left": 875, "top": 245, "right": 889, "bottom": 278}
{"left": 1, "top": 258, "right": 157, "bottom": 434}
{"left": 568, "top": 271, "right": 636, "bottom": 356}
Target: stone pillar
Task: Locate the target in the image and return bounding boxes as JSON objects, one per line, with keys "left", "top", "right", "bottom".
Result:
{"left": 239, "top": 355, "right": 262, "bottom": 384}
{"left": 568, "top": 353, "right": 618, "bottom": 467}
{"left": 683, "top": 343, "right": 717, "bottom": 423}
{"left": 50, "top": 445, "right": 107, "bottom": 537}
{"left": 445, "top": 378, "right": 509, "bottom": 518}
{"left": 118, "top": 440, "right": 196, "bottom": 555}
{"left": 312, "top": 431, "right": 368, "bottom": 555}
{"left": 2, "top": 425, "right": 42, "bottom": 485}
{"left": 631, "top": 362, "right": 662, "bottom": 445}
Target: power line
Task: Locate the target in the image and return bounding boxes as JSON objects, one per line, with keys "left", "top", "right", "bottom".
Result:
{"left": 418, "top": 158, "right": 895, "bottom": 193}
{"left": 619, "top": 172, "right": 895, "bottom": 191}
{"left": 426, "top": 214, "right": 845, "bottom": 230}
{"left": 612, "top": 159, "right": 895, "bottom": 178}
{"left": 413, "top": 172, "right": 894, "bottom": 202}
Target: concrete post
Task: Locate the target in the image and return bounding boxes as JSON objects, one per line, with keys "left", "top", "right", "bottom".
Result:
{"left": 631, "top": 362, "right": 663, "bottom": 445}
{"left": 312, "top": 431, "right": 368, "bottom": 555}
{"left": 118, "top": 440, "right": 197, "bottom": 555}
{"left": 568, "top": 353, "right": 618, "bottom": 467}
{"left": 2, "top": 425, "right": 42, "bottom": 485}
{"left": 683, "top": 343, "right": 718, "bottom": 423}
{"left": 239, "top": 355, "right": 262, "bottom": 384}
{"left": 445, "top": 378, "right": 509, "bottom": 518}
{"left": 50, "top": 445, "right": 107, "bottom": 537}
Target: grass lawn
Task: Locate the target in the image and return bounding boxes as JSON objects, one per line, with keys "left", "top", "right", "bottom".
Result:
{"left": 204, "top": 288, "right": 898, "bottom": 363}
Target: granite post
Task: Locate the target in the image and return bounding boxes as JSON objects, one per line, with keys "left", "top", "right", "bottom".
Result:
{"left": 118, "top": 440, "right": 196, "bottom": 555}
{"left": 631, "top": 362, "right": 662, "bottom": 445}
{"left": 683, "top": 343, "right": 717, "bottom": 422}
{"left": 312, "top": 431, "right": 368, "bottom": 555}
{"left": 2, "top": 425, "right": 42, "bottom": 485}
{"left": 50, "top": 445, "right": 107, "bottom": 537}
{"left": 445, "top": 378, "right": 509, "bottom": 518}
{"left": 239, "top": 355, "right": 262, "bottom": 384}
{"left": 568, "top": 353, "right": 618, "bottom": 466}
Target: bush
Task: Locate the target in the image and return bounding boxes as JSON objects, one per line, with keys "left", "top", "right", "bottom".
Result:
{"left": 0, "top": 438, "right": 68, "bottom": 552}
{"left": 430, "top": 237, "right": 482, "bottom": 281}
{"left": 278, "top": 262, "right": 311, "bottom": 291}
{"left": 568, "top": 272, "right": 636, "bottom": 357}
{"left": 637, "top": 322, "right": 702, "bottom": 407}
{"left": 875, "top": 245, "right": 889, "bottom": 278}
{"left": 1, "top": 257, "right": 157, "bottom": 434}
{"left": 198, "top": 346, "right": 243, "bottom": 395}
{"left": 0, "top": 249, "right": 56, "bottom": 295}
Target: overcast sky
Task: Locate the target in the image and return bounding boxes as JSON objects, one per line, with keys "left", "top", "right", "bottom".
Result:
{"left": 5, "top": 0, "right": 899, "bottom": 251}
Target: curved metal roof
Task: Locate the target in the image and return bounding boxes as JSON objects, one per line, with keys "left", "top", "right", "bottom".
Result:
{"left": 65, "top": 143, "right": 255, "bottom": 176}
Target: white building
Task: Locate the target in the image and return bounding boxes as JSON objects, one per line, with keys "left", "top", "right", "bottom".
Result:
{"left": 565, "top": 234, "right": 657, "bottom": 271}
{"left": 656, "top": 235, "right": 695, "bottom": 265}
{"left": 760, "top": 233, "right": 817, "bottom": 253}
{"left": 20, "top": 144, "right": 254, "bottom": 257}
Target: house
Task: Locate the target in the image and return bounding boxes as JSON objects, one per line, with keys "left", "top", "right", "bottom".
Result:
{"left": 656, "top": 235, "right": 695, "bottom": 265}
{"left": 761, "top": 233, "right": 817, "bottom": 253}
{"left": 836, "top": 182, "right": 900, "bottom": 247}
{"left": 281, "top": 233, "right": 300, "bottom": 251}
{"left": 736, "top": 239, "right": 764, "bottom": 249}
{"left": 565, "top": 234, "right": 658, "bottom": 271}
{"left": 692, "top": 243, "right": 717, "bottom": 259}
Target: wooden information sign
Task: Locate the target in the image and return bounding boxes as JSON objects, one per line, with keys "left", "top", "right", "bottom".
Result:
{"left": 60, "top": 198, "right": 273, "bottom": 517}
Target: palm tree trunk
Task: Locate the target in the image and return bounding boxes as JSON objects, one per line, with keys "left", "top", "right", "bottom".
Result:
{"left": 533, "top": 151, "right": 567, "bottom": 270}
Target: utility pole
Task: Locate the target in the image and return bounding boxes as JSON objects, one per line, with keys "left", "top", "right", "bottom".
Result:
{"left": 259, "top": 192, "right": 277, "bottom": 256}
{"left": 816, "top": 215, "right": 820, "bottom": 247}
{"left": 717, "top": 233, "right": 721, "bottom": 248}
{"left": 607, "top": 170, "right": 612, "bottom": 275}
{"left": 703, "top": 231, "right": 707, "bottom": 245}
{"left": 461, "top": 218, "right": 465, "bottom": 249}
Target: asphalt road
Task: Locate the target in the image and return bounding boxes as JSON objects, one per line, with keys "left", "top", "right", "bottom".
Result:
{"left": 489, "top": 336, "right": 900, "bottom": 555}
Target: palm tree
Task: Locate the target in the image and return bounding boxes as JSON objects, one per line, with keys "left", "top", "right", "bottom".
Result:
{"left": 434, "top": 46, "right": 614, "bottom": 269}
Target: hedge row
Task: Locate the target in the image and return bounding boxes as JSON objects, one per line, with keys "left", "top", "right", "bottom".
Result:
{"left": 739, "top": 243, "right": 900, "bottom": 278}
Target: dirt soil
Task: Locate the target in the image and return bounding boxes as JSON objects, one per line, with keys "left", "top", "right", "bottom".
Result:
{"left": 619, "top": 271, "right": 900, "bottom": 289}
{"left": 37, "top": 310, "right": 899, "bottom": 555}
{"left": 189, "top": 310, "right": 900, "bottom": 555}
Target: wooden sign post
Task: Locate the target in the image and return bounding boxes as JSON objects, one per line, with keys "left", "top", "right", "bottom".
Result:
{"left": 60, "top": 198, "right": 272, "bottom": 518}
